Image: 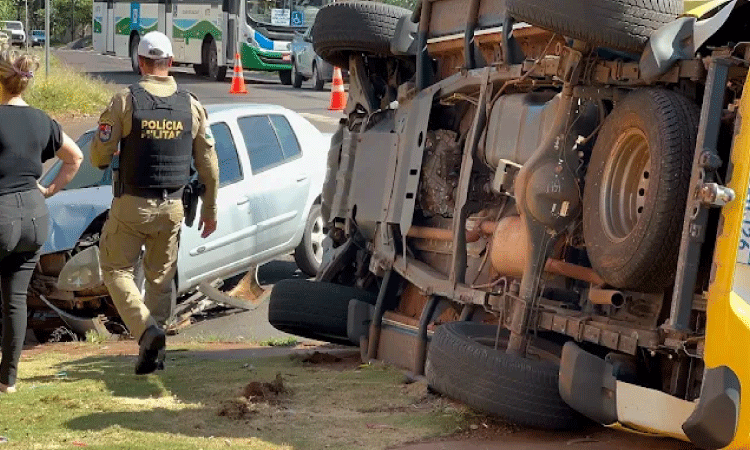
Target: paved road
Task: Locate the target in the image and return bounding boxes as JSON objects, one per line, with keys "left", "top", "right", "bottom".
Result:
{"left": 55, "top": 49, "right": 342, "bottom": 134}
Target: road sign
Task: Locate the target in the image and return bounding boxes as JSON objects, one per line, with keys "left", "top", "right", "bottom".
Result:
{"left": 271, "top": 8, "right": 290, "bottom": 25}
{"left": 291, "top": 10, "right": 304, "bottom": 27}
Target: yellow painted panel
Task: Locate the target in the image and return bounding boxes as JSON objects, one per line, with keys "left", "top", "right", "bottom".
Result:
{"left": 685, "top": 0, "right": 733, "bottom": 17}
{"left": 705, "top": 70, "right": 750, "bottom": 449}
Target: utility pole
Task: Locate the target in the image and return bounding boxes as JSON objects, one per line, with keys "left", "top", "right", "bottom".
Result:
{"left": 44, "top": 0, "right": 49, "bottom": 77}
{"left": 24, "top": 0, "right": 27, "bottom": 51}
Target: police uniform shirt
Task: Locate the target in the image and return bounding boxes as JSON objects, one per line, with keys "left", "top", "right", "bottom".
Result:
{"left": 91, "top": 75, "right": 219, "bottom": 221}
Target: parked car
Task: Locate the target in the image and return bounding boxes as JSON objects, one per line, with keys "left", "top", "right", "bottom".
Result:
{"left": 290, "top": 25, "right": 347, "bottom": 90}
{"left": 0, "top": 21, "right": 25, "bottom": 47}
{"left": 30, "top": 29, "right": 45, "bottom": 47}
{"left": 31, "top": 104, "right": 329, "bottom": 337}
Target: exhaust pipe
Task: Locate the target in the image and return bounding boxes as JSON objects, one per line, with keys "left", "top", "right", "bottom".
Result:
{"left": 406, "top": 216, "right": 605, "bottom": 286}
{"left": 587, "top": 288, "right": 626, "bottom": 307}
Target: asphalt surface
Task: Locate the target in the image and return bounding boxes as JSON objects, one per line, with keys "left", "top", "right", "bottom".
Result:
{"left": 55, "top": 49, "right": 342, "bottom": 135}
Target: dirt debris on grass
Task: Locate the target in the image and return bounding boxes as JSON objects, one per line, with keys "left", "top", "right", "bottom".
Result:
{"left": 242, "top": 372, "right": 289, "bottom": 402}
{"left": 218, "top": 397, "right": 256, "bottom": 420}
{"left": 291, "top": 350, "right": 362, "bottom": 370}
{"left": 14, "top": 341, "right": 469, "bottom": 450}
{"left": 300, "top": 351, "right": 342, "bottom": 364}
{"left": 219, "top": 372, "right": 291, "bottom": 420}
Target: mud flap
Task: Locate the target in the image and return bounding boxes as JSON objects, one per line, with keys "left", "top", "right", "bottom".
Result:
{"left": 558, "top": 341, "right": 618, "bottom": 425}
{"left": 347, "top": 299, "right": 375, "bottom": 344}
{"left": 639, "top": 0, "right": 736, "bottom": 81}
{"left": 683, "top": 366, "right": 741, "bottom": 449}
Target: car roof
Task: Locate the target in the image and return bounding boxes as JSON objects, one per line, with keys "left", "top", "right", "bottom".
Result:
{"left": 75, "top": 103, "right": 297, "bottom": 138}
{"left": 204, "top": 103, "right": 291, "bottom": 116}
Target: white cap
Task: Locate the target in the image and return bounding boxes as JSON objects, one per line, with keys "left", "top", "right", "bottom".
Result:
{"left": 137, "top": 31, "right": 173, "bottom": 59}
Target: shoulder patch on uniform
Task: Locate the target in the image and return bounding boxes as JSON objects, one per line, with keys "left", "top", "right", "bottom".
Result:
{"left": 98, "top": 122, "right": 113, "bottom": 142}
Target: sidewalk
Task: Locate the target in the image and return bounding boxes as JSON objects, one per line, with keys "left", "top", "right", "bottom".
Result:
{"left": 57, "top": 115, "right": 98, "bottom": 140}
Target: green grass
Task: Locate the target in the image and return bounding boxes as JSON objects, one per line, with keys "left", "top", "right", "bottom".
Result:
{"left": 85, "top": 331, "right": 110, "bottom": 345}
{"left": 10, "top": 49, "right": 114, "bottom": 117}
{"left": 2, "top": 343, "right": 466, "bottom": 449}
{"left": 257, "top": 337, "right": 298, "bottom": 347}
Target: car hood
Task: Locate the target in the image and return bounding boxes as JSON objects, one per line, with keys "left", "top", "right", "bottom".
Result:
{"left": 42, "top": 185, "right": 112, "bottom": 255}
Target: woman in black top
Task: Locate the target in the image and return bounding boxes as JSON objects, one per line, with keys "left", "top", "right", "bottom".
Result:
{"left": 0, "top": 46, "right": 82, "bottom": 393}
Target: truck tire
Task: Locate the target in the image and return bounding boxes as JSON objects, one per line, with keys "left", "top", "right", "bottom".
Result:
{"left": 203, "top": 39, "right": 221, "bottom": 80}
{"left": 294, "top": 204, "right": 325, "bottom": 277}
{"left": 426, "top": 322, "right": 582, "bottom": 430}
{"left": 268, "top": 279, "right": 377, "bottom": 345}
{"left": 583, "top": 89, "right": 699, "bottom": 292}
{"left": 312, "top": 0, "right": 410, "bottom": 69}
{"left": 506, "top": 0, "right": 682, "bottom": 53}
{"left": 130, "top": 34, "right": 140, "bottom": 74}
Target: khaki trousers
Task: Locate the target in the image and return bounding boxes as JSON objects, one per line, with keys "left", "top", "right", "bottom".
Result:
{"left": 99, "top": 194, "right": 183, "bottom": 341}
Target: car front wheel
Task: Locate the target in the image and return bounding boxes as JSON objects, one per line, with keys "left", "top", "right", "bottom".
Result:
{"left": 294, "top": 204, "right": 324, "bottom": 277}
{"left": 292, "top": 61, "right": 303, "bottom": 88}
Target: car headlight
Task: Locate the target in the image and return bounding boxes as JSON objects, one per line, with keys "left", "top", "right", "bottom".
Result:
{"left": 57, "top": 246, "right": 104, "bottom": 291}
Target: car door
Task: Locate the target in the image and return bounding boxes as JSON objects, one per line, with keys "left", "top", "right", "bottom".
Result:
{"left": 237, "top": 113, "right": 311, "bottom": 256}
{"left": 178, "top": 120, "right": 256, "bottom": 286}
{"left": 298, "top": 26, "right": 314, "bottom": 76}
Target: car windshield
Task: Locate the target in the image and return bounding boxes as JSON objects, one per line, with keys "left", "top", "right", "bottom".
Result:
{"left": 3, "top": 22, "right": 21, "bottom": 30}
{"left": 246, "top": 0, "right": 329, "bottom": 28}
{"left": 32, "top": 30, "right": 43, "bottom": 36}
{"left": 39, "top": 131, "right": 115, "bottom": 190}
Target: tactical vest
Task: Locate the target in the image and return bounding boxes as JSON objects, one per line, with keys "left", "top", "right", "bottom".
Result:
{"left": 120, "top": 84, "right": 193, "bottom": 190}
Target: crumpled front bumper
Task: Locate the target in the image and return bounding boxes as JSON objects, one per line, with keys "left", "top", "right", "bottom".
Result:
{"left": 559, "top": 342, "right": 740, "bottom": 449}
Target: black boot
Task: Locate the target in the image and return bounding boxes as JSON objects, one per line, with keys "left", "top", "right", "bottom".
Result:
{"left": 135, "top": 326, "right": 166, "bottom": 375}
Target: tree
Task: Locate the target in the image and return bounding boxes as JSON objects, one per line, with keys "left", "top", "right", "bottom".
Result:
{"left": 0, "top": 0, "right": 15, "bottom": 20}
{"left": 49, "top": 0, "right": 91, "bottom": 41}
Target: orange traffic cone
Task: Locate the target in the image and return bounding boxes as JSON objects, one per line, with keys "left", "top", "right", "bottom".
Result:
{"left": 328, "top": 67, "right": 346, "bottom": 111}
{"left": 229, "top": 52, "right": 247, "bottom": 94}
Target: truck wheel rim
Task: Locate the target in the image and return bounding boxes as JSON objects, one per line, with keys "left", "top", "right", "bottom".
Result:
{"left": 600, "top": 128, "right": 651, "bottom": 242}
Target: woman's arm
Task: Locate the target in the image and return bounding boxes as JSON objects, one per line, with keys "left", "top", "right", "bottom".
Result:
{"left": 39, "top": 131, "right": 83, "bottom": 197}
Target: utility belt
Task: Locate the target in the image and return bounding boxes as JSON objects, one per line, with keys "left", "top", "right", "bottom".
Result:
{"left": 113, "top": 169, "right": 202, "bottom": 227}
{"left": 122, "top": 184, "right": 185, "bottom": 199}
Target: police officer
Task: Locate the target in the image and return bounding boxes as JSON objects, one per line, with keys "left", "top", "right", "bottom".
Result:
{"left": 91, "top": 31, "right": 219, "bottom": 375}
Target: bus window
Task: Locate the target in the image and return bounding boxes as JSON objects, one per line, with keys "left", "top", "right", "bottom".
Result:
{"left": 246, "top": 0, "right": 331, "bottom": 28}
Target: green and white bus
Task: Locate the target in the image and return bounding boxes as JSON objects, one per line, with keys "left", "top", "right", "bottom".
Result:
{"left": 93, "top": 0, "right": 331, "bottom": 84}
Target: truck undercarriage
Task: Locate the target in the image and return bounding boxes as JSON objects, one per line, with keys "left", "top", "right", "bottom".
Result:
{"left": 267, "top": 0, "right": 750, "bottom": 448}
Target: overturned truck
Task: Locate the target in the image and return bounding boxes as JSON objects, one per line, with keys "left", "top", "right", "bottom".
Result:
{"left": 268, "top": 0, "right": 750, "bottom": 447}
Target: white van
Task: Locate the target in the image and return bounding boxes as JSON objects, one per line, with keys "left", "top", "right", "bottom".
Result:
{"left": 0, "top": 21, "right": 26, "bottom": 47}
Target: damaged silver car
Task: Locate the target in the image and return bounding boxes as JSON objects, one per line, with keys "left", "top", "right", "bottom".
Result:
{"left": 30, "top": 104, "right": 329, "bottom": 339}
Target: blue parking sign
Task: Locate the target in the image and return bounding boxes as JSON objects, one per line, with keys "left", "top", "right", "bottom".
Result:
{"left": 130, "top": 2, "right": 140, "bottom": 30}
{"left": 291, "top": 10, "right": 304, "bottom": 26}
